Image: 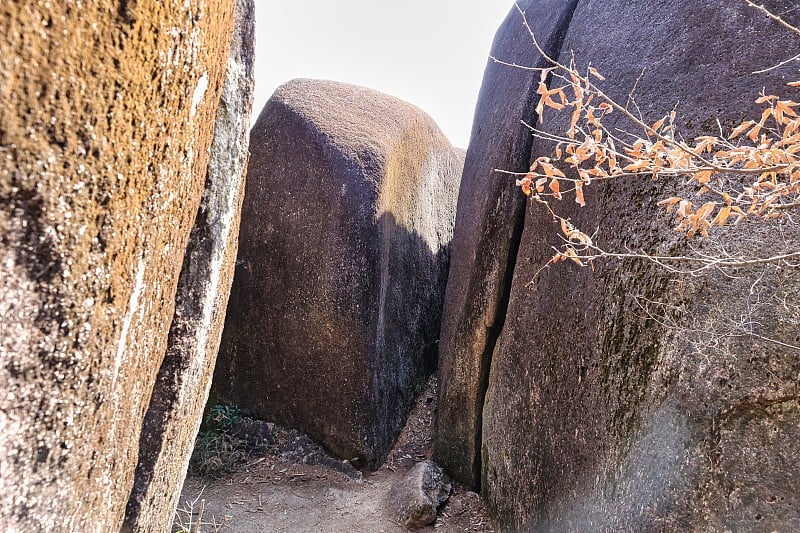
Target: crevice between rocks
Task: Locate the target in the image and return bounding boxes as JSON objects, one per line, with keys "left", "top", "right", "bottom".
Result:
{"left": 473, "top": 0, "right": 582, "bottom": 492}
{"left": 121, "top": 194, "right": 213, "bottom": 533}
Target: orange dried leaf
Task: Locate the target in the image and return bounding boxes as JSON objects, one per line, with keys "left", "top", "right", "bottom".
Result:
{"left": 563, "top": 247, "right": 584, "bottom": 266}
{"left": 730, "top": 121, "right": 755, "bottom": 139}
{"left": 696, "top": 202, "right": 716, "bottom": 220}
{"left": 690, "top": 170, "right": 713, "bottom": 184}
{"left": 757, "top": 107, "right": 773, "bottom": 127}
{"left": 544, "top": 97, "right": 566, "bottom": 111}
{"left": 588, "top": 66, "right": 606, "bottom": 80}
{"left": 712, "top": 205, "right": 732, "bottom": 226}
{"left": 536, "top": 81, "right": 549, "bottom": 97}
{"left": 623, "top": 160, "right": 651, "bottom": 172}
{"left": 694, "top": 136, "right": 718, "bottom": 154}
{"left": 540, "top": 161, "right": 565, "bottom": 178}
{"left": 549, "top": 177, "right": 562, "bottom": 199}
{"left": 747, "top": 124, "right": 762, "bottom": 142}
{"left": 657, "top": 196, "right": 682, "bottom": 212}
{"left": 575, "top": 181, "right": 586, "bottom": 207}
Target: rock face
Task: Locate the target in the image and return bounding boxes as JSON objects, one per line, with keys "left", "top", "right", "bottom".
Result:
{"left": 385, "top": 460, "right": 452, "bottom": 528}
{"left": 122, "top": 0, "right": 255, "bottom": 530}
{"left": 434, "top": 0, "right": 580, "bottom": 489}
{"left": 0, "top": 1, "right": 242, "bottom": 531}
{"left": 438, "top": 0, "right": 800, "bottom": 530}
{"left": 215, "top": 79, "right": 463, "bottom": 468}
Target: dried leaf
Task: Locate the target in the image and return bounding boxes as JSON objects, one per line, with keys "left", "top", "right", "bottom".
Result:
{"left": 516, "top": 172, "right": 534, "bottom": 196}
{"left": 563, "top": 247, "right": 584, "bottom": 266}
{"left": 549, "top": 178, "right": 562, "bottom": 199}
{"left": 588, "top": 66, "right": 606, "bottom": 80}
{"left": 535, "top": 98, "right": 545, "bottom": 124}
{"left": 712, "top": 205, "right": 732, "bottom": 226}
{"left": 657, "top": 196, "right": 682, "bottom": 212}
{"left": 559, "top": 217, "right": 572, "bottom": 236}
{"left": 690, "top": 170, "right": 713, "bottom": 184}
{"left": 575, "top": 181, "right": 586, "bottom": 207}
{"left": 544, "top": 97, "right": 566, "bottom": 111}
{"left": 623, "top": 160, "right": 651, "bottom": 172}
{"left": 730, "top": 121, "right": 755, "bottom": 139}
{"left": 755, "top": 94, "right": 778, "bottom": 104}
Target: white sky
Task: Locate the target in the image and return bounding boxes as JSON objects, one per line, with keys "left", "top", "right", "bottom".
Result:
{"left": 252, "top": 1, "right": 514, "bottom": 148}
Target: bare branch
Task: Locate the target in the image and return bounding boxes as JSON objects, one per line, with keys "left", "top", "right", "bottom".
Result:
{"left": 743, "top": 0, "right": 800, "bottom": 37}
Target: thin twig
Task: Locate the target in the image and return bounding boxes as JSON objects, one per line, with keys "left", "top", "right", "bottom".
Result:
{"left": 744, "top": 0, "right": 800, "bottom": 37}
{"left": 753, "top": 51, "right": 800, "bottom": 74}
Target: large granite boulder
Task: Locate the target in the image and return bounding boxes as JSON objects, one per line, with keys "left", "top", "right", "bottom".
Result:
{"left": 434, "top": 0, "right": 580, "bottom": 489}
{"left": 122, "top": 0, "right": 255, "bottom": 530}
{"left": 215, "top": 79, "right": 463, "bottom": 468}
{"left": 0, "top": 1, "right": 248, "bottom": 530}
{"left": 441, "top": 0, "right": 800, "bottom": 530}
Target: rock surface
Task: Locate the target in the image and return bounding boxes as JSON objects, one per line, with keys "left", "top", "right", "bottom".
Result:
{"left": 122, "top": 0, "right": 255, "bottom": 530}
{"left": 215, "top": 79, "right": 463, "bottom": 468}
{"left": 0, "top": 1, "right": 237, "bottom": 530}
{"left": 385, "top": 460, "right": 452, "bottom": 528}
{"left": 459, "top": 0, "right": 800, "bottom": 530}
{"left": 434, "top": 0, "right": 580, "bottom": 489}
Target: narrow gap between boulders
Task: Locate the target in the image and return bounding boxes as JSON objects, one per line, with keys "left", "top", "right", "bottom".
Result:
{"left": 176, "top": 373, "right": 495, "bottom": 532}
{"left": 471, "top": 0, "right": 583, "bottom": 494}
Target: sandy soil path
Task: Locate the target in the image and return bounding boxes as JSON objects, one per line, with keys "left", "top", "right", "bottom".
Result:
{"left": 175, "top": 376, "right": 495, "bottom": 533}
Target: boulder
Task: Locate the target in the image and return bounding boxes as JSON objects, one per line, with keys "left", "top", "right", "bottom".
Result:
{"left": 385, "top": 460, "right": 452, "bottom": 528}
{"left": 434, "top": 0, "right": 581, "bottom": 489}
{"left": 0, "top": 1, "right": 239, "bottom": 530}
{"left": 475, "top": 0, "right": 800, "bottom": 530}
{"left": 122, "top": 0, "right": 255, "bottom": 530}
{"left": 215, "top": 79, "right": 463, "bottom": 468}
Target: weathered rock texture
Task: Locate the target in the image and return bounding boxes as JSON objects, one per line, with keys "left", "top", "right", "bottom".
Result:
{"left": 0, "top": 1, "right": 239, "bottom": 530}
{"left": 439, "top": 0, "right": 800, "bottom": 530}
{"left": 385, "top": 460, "right": 452, "bottom": 528}
{"left": 122, "top": 0, "right": 255, "bottom": 530}
{"left": 215, "top": 79, "right": 463, "bottom": 468}
{"left": 434, "top": 0, "right": 580, "bottom": 489}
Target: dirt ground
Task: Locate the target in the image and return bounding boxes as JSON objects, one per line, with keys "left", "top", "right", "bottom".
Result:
{"left": 175, "top": 376, "right": 495, "bottom": 532}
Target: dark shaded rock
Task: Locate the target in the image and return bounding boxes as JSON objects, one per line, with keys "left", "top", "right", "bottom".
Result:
{"left": 0, "top": 1, "right": 237, "bottom": 530}
{"left": 434, "top": 0, "right": 580, "bottom": 489}
{"left": 477, "top": 0, "right": 800, "bottom": 530}
{"left": 385, "top": 460, "right": 452, "bottom": 528}
{"left": 232, "top": 417, "right": 275, "bottom": 450}
{"left": 215, "top": 79, "right": 463, "bottom": 468}
{"left": 122, "top": 0, "right": 255, "bottom": 530}
{"left": 278, "top": 429, "right": 363, "bottom": 481}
